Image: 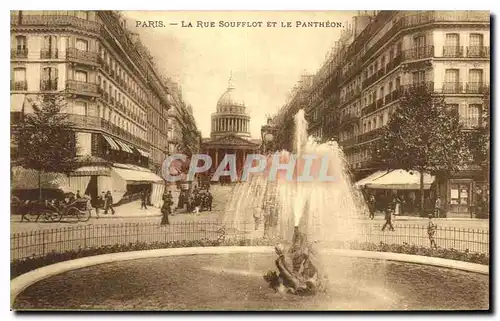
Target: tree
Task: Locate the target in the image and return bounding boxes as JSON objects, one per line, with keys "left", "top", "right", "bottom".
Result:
{"left": 373, "top": 85, "right": 471, "bottom": 216}
{"left": 14, "top": 93, "right": 78, "bottom": 200}
{"left": 465, "top": 91, "right": 490, "bottom": 172}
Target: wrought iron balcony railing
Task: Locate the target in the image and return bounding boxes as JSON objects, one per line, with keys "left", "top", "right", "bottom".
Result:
{"left": 442, "top": 82, "right": 463, "bottom": 94}
{"left": 465, "top": 82, "right": 489, "bottom": 94}
{"left": 11, "top": 14, "right": 101, "bottom": 34}
{"left": 11, "top": 80, "right": 27, "bottom": 91}
{"left": 442, "top": 46, "right": 464, "bottom": 58}
{"left": 11, "top": 48, "right": 28, "bottom": 59}
{"left": 466, "top": 46, "right": 490, "bottom": 58}
{"left": 40, "top": 49, "right": 59, "bottom": 59}
{"left": 40, "top": 79, "right": 58, "bottom": 91}
{"left": 65, "top": 80, "right": 99, "bottom": 96}
{"left": 66, "top": 48, "right": 99, "bottom": 65}
{"left": 403, "top": 46, "right": 435, "bottom": 61}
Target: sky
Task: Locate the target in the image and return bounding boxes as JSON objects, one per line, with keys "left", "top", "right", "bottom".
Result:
{"left": 123, "top": 11, "right": 356, "bottom": 139}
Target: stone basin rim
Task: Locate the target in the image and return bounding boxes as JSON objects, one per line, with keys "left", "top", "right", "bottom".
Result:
{"left": 10, "top": 246, "right": 489, "bottom": 307}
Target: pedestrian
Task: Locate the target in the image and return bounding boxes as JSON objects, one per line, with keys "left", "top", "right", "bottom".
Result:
{"left": 104, "top": 191, "right": 115, "bottom": 215}
{"left": 161, "top": 192, "right": 173, "bottom": 225}
{"left": 92, "top": 193, "right": 101, "bottom": 218}
{"left": 368, "top": 194, "right": 376, "bottom": 220}
{"left": 76, "top": 190, "right": 81, "bottom": 199}
{"left": 427, "top": 214, "right": 437, "bottom": 248}
{"left": 393, "top": 195, "right": 401, "bottom": 217}
{"left": 206, "top": 190, "right": 213, "bottom": 211}
{"left": 100, "top": 191, "right": 106, "bottom": 213}
{"left": 140, "top": 190, "right": 148, "bottom": 210}
{"left": 381, "top": 207, "right": 395, "bottom": 231}
{"left": 434, "top": 196, "right": 442, "bottom": 218}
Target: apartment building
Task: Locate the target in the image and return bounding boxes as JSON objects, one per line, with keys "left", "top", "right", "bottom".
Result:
{"left": 10, "top": 10, "right": 196, "bottom": 206}
{"left": 273, "top": 11, "right": 490, "bottom": 217}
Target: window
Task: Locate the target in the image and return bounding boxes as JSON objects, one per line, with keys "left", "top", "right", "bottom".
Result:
{"left": 444, "top": 69, "right": 459, "bottom": 83}
{"left": 41, "top": 67, "right": 58, "bottom": 90}
{"left": 73, "top": 101, "right": 87, "bottom": 116}
{"left": 75, "top": 70, "right": 88, "bottom": 82}
{"left": 15, "top": 35, "right": 27, "bottom": 51}
{"left": 76, "top": 38, "right": 88, "bottom": 52}
{"left": 13, "top": 67, "right": 26, "bottom": 82}
{"left": 469, "top": 33, "right": 483, "bottom": 47}
{"left": 444, "top": 33, "right": 460, "bottom": 57}
{"left": 42, "top": 36, "right": 57, "bottom": 58}
{"left": 412, "top": 71, "right": 425, "bottom": 84}
{"left": 468, "top": 69, "right": 483, "bottom": 84}
{"left": 464, "top": 104, "right": 482, "bottom": 128}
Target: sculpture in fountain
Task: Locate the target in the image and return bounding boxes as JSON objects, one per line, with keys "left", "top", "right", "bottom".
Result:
{"left": 264, "top": 226, "right": 327, "bottom": 296}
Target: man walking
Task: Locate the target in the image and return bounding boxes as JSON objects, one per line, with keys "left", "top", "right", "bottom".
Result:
{"left": 427, "top": 214, "right": 437, "bottom": 248}
{"left": 381, "top": 207, "right": 395, "bottom": 231}
{"left": 140, "top": 190, "right": 148, "bottom": 210}
{"left": 368, "top": 194, "right": 376, "bottom": 220}
{"left": 104, "top": 191, "right": 115, "bottom": 215}
{"left": 161, "top": 191, "right": 173, "bottom": 225}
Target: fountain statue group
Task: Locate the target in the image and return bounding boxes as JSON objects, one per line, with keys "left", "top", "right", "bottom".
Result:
{"left": 264, "top": 226, "right": 328, "bottom": 296}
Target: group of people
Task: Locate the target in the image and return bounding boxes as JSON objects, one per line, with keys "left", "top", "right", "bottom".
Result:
{"left": 185, "top": 187, "right": 213, "bottom": 214}
{"left": 91, "top": 191, "right": 115, "bottom": 216}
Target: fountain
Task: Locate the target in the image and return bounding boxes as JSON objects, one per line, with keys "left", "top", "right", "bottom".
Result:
{"left": 12, "top": 109, "right": 489, "bottom": 311}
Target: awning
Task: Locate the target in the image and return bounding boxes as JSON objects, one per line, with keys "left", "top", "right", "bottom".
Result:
{"left": 115, "top": 139, "right": 134, "bottom": 153}
{"left": 355, "top": 170, "right": 390, "bottom": 187}
{"left": 365, "top": 169, "right": 435, "bottom": 190}
{"left": 70, "top": 165, "right": 110, "bottom": 177}
{"left": 112, "top": 166, "right": 164, "bottom": 184}
{"left": 103, "top": 134, "right": 120, "bottom": 150}
{"left": 11, "top": 94, "right": 25, "bottom": 112}
{"left": 135, "top": 148, "right": 150, "bottom": 158}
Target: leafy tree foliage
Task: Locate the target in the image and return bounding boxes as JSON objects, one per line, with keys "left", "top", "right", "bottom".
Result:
{"left": 373, "top": 85, "right": 471, "bottom": 215}
{"left": 14, "top": 93, "right": 78, "bottom": 199}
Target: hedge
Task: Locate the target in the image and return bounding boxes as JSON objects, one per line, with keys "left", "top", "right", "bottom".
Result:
{"left": 11, "top": 238, "right": 489, "bottom": 279}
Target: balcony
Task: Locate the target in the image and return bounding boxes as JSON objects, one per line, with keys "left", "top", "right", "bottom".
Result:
{"left": 339, "top": 137, "right": 358, "bottom": 148}
{"left": 401, "top": 11, "right": 489, "bottom": 27}
{"left": 386, "top": 55, "right": 402, "bottom": 74}
{"left": 358, "top": 127, "right": 385, "bottom": 144}
{"left": 362, "top": 102, "right": 377, "bottom": 116}
{"left": 441, "top": 82, "right": 463, "bottom": 94}
{"left": 66, "top": 114, "right": 150, "bottom": 150}
{"left": 66, "top": 48, "right": 99, "bottom": 65}
{"left": 376, "top": 98, "right": 384, "bottom": 109}
{"left": 442, "top": 46, "right": 464, "bottom": 58}
{"left": 465, "top": 82, "right": 490, "bottom": 94}
{"left": 40, "top": 79, "right": 58, "bottom": 91}
{"left": 401, "top": 81, "right": 435, "bottom": 94}
{"left": 11, "top": 48, "right": 28, "bottom": 59}
{"left": 40, "top": 49, "right": 59, "bottom": 59}
{"left": 12, "top": 14, "right": 101, "bottom": 34}
{"left": 466, "top": 46, "right": 490, "bottom": 58}
{"left": 65, "top": 80, "right": 100, "bottom": 97}
{"left": 11, "top": 80, "right": 27, "bottom": 91}
{"left": 339, "top": 114, "right": 360, "bottom": 129}
{"left": 403, "top": 46, "right": 435, "bottom": 61}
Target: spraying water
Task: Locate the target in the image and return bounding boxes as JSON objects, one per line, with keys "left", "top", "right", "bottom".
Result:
{"left": 224, "top": 109, "right": 368, "bottom": 246}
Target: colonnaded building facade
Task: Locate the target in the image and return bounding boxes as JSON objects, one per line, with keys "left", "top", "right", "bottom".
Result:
{"left": 201, "top": 78, "right": 261, "bottom": 181}
{"left": 10, "top": 10, "right": 199, "bottom": 207}
{"left": 272, "top": 11, "right": 490, "bottom": 217}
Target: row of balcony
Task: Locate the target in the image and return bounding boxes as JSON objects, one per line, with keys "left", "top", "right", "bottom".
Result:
{"left": 11, "top": 14, "right": 102, "bottom": 34}
{"left": 10, "top": 47, "right": 100, "bottom": 63}
{"left": 339, "top": 127, "right": 386, "bottom": 148}
{"left": 98, "top": 88, "right": 148, "bottom": 127}
{"left": 65, "top": 114, "right": 150, "bottom": 150}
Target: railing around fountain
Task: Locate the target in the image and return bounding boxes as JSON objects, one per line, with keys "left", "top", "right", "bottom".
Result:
{"left": 10, "top": 221, "right": 489, "bottom": 261}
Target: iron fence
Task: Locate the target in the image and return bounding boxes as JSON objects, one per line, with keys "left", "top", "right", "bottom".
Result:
{"left": 10, "top": 221, "right": 489, "bottom": 261}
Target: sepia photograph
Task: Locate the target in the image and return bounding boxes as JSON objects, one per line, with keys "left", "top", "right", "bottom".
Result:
{"left": 9, "top": 9, "right": 490, "bottom": 311}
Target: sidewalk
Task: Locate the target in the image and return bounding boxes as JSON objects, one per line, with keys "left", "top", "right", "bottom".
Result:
{"left": 99, "top": 200, "right": 161, "bottom": 218}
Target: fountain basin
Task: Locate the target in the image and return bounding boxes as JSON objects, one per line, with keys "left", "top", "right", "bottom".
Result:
{"left": 12, "top": 247, "right": 489, "bottom": 310}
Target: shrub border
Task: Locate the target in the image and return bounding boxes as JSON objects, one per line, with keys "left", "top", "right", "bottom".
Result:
{"left": 11, "top": 245, "right": 489, "bottom": 308}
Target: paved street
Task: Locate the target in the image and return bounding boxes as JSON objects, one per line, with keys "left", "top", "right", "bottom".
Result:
{"left": 11, "top": 184, "right": 489, "bottom": 234}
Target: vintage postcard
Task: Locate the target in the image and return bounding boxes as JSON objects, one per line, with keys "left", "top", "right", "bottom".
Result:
{"left": 10, "top": 10, "right": 490, "bottom": 311}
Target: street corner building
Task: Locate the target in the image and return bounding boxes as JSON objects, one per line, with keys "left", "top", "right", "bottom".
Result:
{"left": 200, "top": 77, "right": 261, "bottom": 182}
{"left": 268, "top": 11, "right": 490, "bottom": 218}
{"left": 10, "top": 11, "right": 200, "bottom": 207}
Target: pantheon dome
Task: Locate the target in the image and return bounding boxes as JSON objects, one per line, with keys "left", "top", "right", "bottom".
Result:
{"left": 211, "top": 80, "right": 251, "bottom": 140}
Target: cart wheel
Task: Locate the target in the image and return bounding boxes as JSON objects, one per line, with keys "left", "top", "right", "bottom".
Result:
{"left": 43, "top": 210, "right": 62, "bottom": 222}
{"left": 77, "top": 209, "right": 91, "bottom": 222}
